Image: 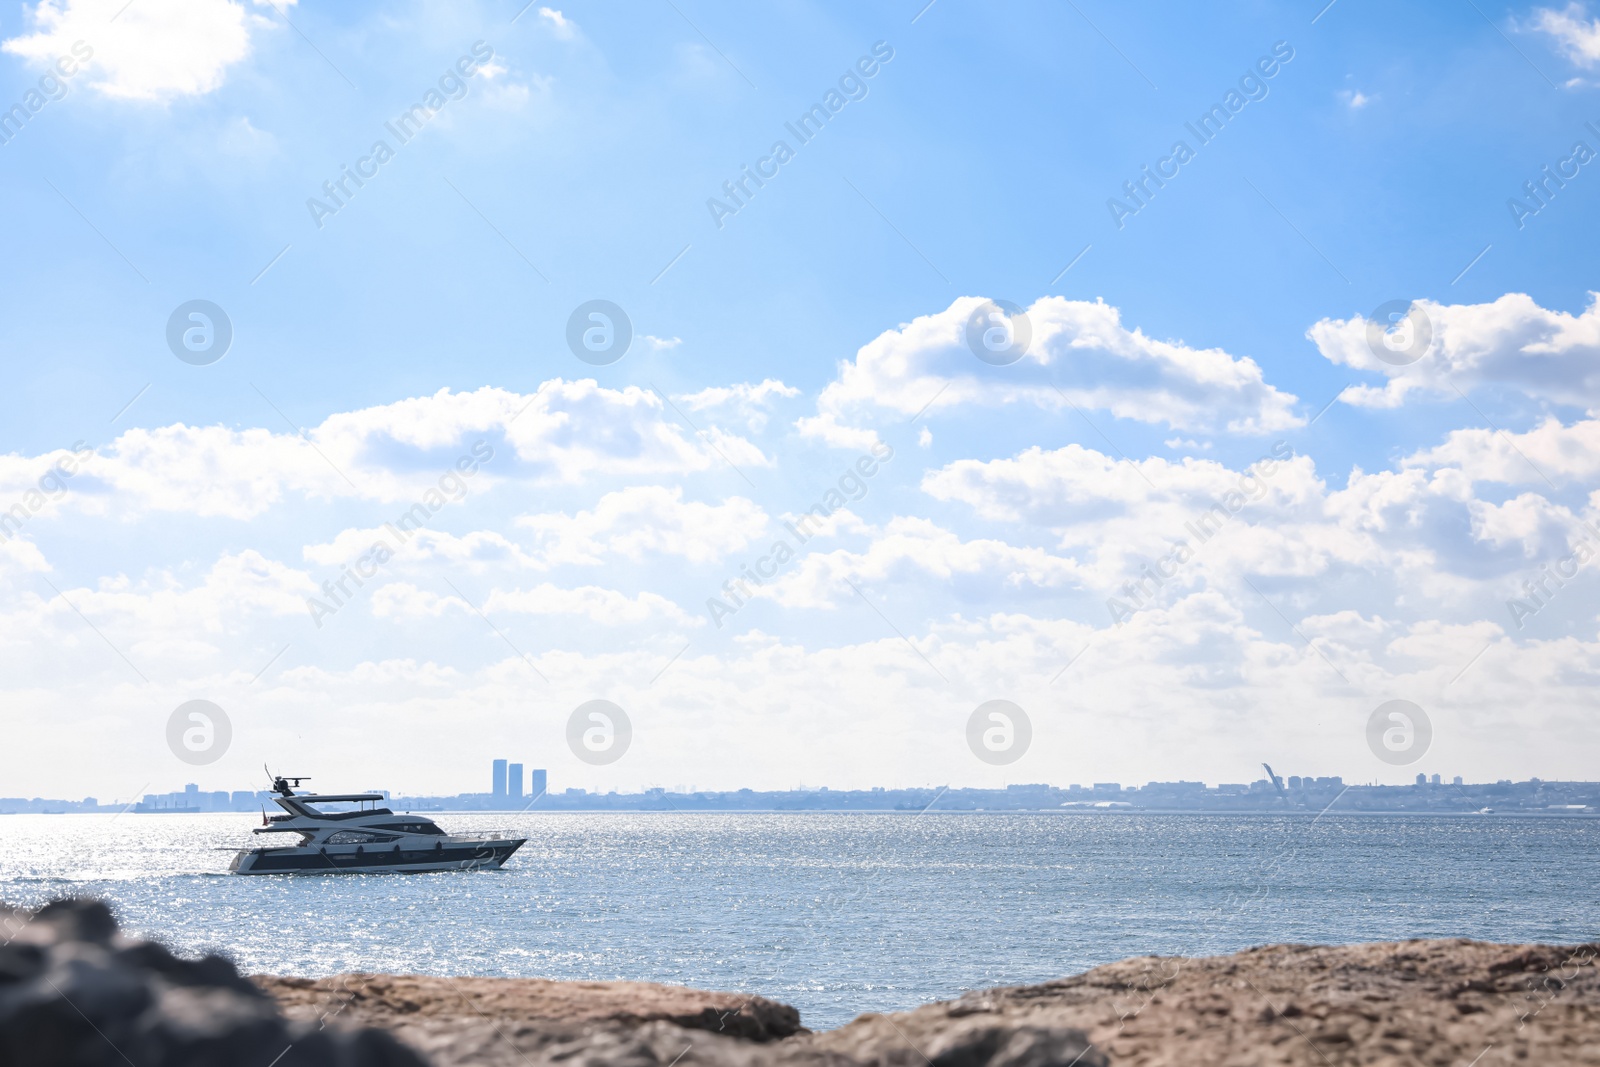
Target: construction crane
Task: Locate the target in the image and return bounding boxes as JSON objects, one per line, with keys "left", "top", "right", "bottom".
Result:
{"left": 1262, "top": 763, "right": 1292, "bottom": 807}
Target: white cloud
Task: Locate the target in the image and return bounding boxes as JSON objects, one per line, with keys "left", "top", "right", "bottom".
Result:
{"left": 760, "top": 516, "right": 1083, "bottom": 610}
{"left": 2, "top": 0, "right": 285, "bottom": 102}
{"left": 537, "top": 7, "right": 575, "bottom": 39}
{"left": 795, "top": 412, "right": 884, "bottom": 451}
{"left": 1309, "top": 292, "right": 1600, "bottom": 409}
{"left": 1401, "top": 416, "right": 1600, "bottom": 486}
{"left": 803, "top": 295, "right": 1303, "bottom": 446}
{"left": 1338, "top": 89, "right": 1373, "bottom": 108}
{"left": 677, "top": 379, "right": 798, "bottom": 431}
{"left": 677, "top": 379, "right": 796, "bottom": 410}
{"left": 1525, "top": 3, "right": 1600, "bottom": 67}
{"left": 922, "top": 443, "right": 1333, "bottom": 592}
{"left": 218, "top": 115, "right": 276, "bottom": 158}
{"left": 916, "top": 436, "right": 1600, "bottom": 621}
{"left": 374, "top": 580, "right": 695, "bottom": 627}
{"left": 0, "top": 549, "right": 312, "bottom": 647}
{"left": 14, "top": 600, "right": 1600, "bottom": 796}
{"left": 15, "top": 382, "right": 766, "bottom": 520}
{"left": 641, "top": 335, "right": 682, "bottom": 351}
{"left": 304, "top": 527, "right": 537, "bottom": 570}
{"left": 519, "top": 486, "right": 768, "bottom": 566}
{"left": 18, "top": 298, "right": 1600, "bottom": 794}
{"left": 490, "top": 583, "right": 694, "bottom": 626}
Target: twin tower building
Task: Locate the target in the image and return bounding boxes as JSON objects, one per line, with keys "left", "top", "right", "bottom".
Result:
{"left": 491, "top": 759, "right": 547, "bottom": 802}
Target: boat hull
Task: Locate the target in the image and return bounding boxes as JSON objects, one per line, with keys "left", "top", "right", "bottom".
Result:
{"left": 230, "top": 838, "right": 525, "bottom": 875}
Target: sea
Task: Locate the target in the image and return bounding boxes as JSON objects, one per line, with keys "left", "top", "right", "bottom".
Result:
{"left": 1, "top": 812, "right": 1596, "bottom": 1030}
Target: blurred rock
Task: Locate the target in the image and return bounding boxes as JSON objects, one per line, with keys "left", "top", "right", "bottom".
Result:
{"left": 259, "top": 972, "right": 802, "bottom": 1042}
{"left": 0, "top": 899, "right": 427, "bottom": 1067}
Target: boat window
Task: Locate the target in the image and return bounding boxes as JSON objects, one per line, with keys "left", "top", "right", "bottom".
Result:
{"left": 297, "top": 802, "right": 394, "bottom": 818}
{"left": 302, "top": 800, "right": 366, "bottom": 815}
{"left": 373, "top": 820, "right": 445, "bottom": 835}
{"left": 325, "top": 830, "right": 396, "bottom": 844}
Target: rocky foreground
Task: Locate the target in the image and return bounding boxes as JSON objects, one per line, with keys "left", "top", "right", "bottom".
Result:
{"left": 3, "top": 899, "right": 1598, "bottom": 1066}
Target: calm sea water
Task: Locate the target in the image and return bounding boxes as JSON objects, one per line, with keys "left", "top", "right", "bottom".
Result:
{"left": 1, "top": 812, "right": 1595, "bottom": 1029}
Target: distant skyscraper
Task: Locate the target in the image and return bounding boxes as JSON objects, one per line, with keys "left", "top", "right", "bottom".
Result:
{"left": 492, "top": 759, "right": 507, "bottom": 797}
{"left": 530, "top": 768, "right": 547, "bottom": 799}
{"left": 508, "top": 763, "right": 524, "bottom": 799}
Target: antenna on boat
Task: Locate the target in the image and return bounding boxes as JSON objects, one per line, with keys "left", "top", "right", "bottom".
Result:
{"left": 267, "top": 769, "right": 310, "bottom": 797}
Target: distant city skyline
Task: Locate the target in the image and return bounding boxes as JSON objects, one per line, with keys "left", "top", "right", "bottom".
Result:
{"left": 5, "top": 771, "right": 1595, "bottom": 817}
{"left": 5, "top": 763, "right": 1589, "bottom": 813}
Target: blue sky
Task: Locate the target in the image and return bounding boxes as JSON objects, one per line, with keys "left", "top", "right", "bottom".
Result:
{"left": 3, "top": 0, "right": 1600, "bottom": 799}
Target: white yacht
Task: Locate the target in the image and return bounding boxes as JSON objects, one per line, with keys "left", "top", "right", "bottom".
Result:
{"left": 229, "top": 776, "right": 526, "bottom": 875}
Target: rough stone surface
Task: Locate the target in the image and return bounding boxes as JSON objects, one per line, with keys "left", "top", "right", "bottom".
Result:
{"left": 807, "top": 938, "right": 1600, "bottom": 1066}
{"left": 11, "top": 899, "right": 1599, "bottom": 1067}
{"left": 259, "top": 972, "right": 804, "bottom": 1043}
{"left": 0, "top": 899, "right": 428, "bottom": 1067}
{"left": 261, "top": 939, "right": 1600, "bottom": 1067}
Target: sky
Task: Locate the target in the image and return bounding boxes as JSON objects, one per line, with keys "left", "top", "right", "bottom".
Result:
{"left": 3, "top": 0, "right": 1600, "bottom": 800}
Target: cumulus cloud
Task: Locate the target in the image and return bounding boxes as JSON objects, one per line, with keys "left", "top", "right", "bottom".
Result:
{"left": 374, "top": 580, "right": 695, "bottom": 627}
{"left": 537, "top": 7, "right": 575, "bottom": 39}
{"left": 10, "top": 382, "right": 765, "bottom": 521}
{"left": 0, "top": 549, "right": 312, "bottom": 658}
{"left": 16, "top": 300, "right": 1600, "bottom": 792}
{"left": 1401, "top": 416, "right": 1600, "bottom": 486}
{"left": 486, "top": 583, "right": 695, "bottom": 626}
{"left": 1309, "top": 292, "right": 1600, "bottom": 409}
{"left": 520, "top": 486, "right": 768, "bottom": 566}
{"left": 922, "top": 443, "right": 1330, "bottom": 591}
{"left": 304, "top": 527, "right": 537, "bottom": 570}
{"left": 794, "top": 411, "right": 885, "bottom": 451}
{"left": 760, "top": 516, "right": 1083, "bottom": 610}
{"left": 2, "top": 0, "right": 286, "bottom": 102}
{"left": 676, "top": 379, "right": 798, "bottom": 432}
{"left": 801, "top": 295, "right": 1302, "bottom": 446}
{"left": 1524, "top": 3, "right": 1600, "bottom": 67}
{"left": 13, "top": 599, "right": 1600, "bottom": 796}
{"left": 917, "top": 435, "right": 1600, "bottom": 623}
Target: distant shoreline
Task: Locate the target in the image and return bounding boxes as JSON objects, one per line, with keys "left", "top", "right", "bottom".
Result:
{"left": 11, "top": 775, "right": 1598, "bottom": 817}
{"left": 6, "top": 807, "right": 1597, "bottom": 818}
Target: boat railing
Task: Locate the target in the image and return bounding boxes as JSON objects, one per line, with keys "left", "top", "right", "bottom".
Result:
{"left": 440, "top": 830, "right": 522, "bottom": 842}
